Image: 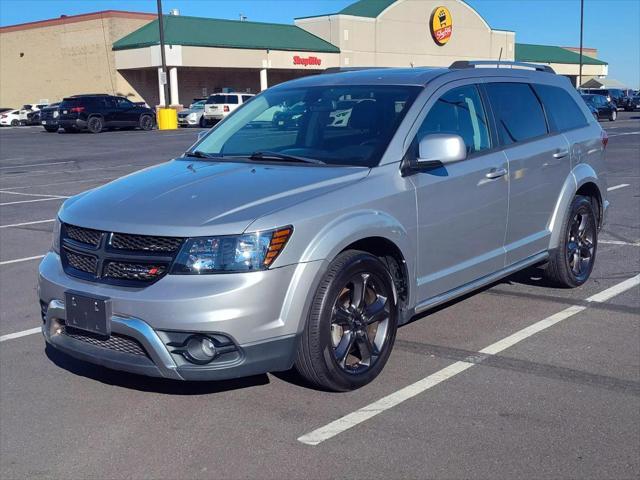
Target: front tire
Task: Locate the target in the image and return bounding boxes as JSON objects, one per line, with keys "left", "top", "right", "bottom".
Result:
{"left": 199, "top": 116, "right": 207, "bottom": 128}
{"left": 139, "top": 114, "right": 154, "bottom": 131}
{"left": 87, "top": 116, "right": 103, "bottom": 133}
{"left": 545, "top": 196, "right": 598, "bottom": 288}
{"left": 295, "top": 250, "right": 398, "bottom": 391}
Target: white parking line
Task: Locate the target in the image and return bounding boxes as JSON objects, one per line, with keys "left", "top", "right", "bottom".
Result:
{"left": 0, "top": 160, "right": 75, "bottom": 170}
{"left": 298, "top": 273, "right": 640, "bottom": 446}
{"left": 0, "top": 219, "right": 55, "bottom": 229}
{"left": 0, "top": 190, "right": 69, "bottom": 199}
{"left": 0, "top": 175, "right": 117, "bottom": 190}
{"left": 0, "top": 163, "right": 138, "bottom": 179}
{"left": 607, "top": 183, "right": 630, "bottom": 192}
{"left": 600, "top": 239, "right": 640, "bottom": 246}
{"left": 0, "top": 255, "right": 45, "bottom": 266}
{"left": 0, "top": 327, "right": 42, "bottom": 343}
{"left": 0, "top": 197, "right": 65, "bottom": 206}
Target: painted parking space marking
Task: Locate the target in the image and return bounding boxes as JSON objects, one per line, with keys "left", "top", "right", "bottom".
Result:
{"left": 607, "top": 183, "right": 630, "bottom": 192}
{"left": 0, "top": 197, "right": 65, "bottom": 206}
{"left": 600, "top": 239, "right": 640, "bottom": 246}
{"left": 0, "top": 160, "right": 75, "bottom": 170}
{"left": 0, "top": 175, "right": 118, "bottom": 191}
{"left": 0, "top": 219, "right": 55, "bottom": 229}
{"left": 0, "top": 327, "right": 42, "bottom": 343}
{"left": 298, "top": 274, "right": 640, "bottom": 446}
{"left": 0, "top": 255, "right": 45, "bottom": 266}
{"left": 0, "top": 190, "right": 69, "bottom": 199}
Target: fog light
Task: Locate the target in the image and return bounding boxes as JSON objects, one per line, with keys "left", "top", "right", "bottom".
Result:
{"left": 184, "top": 335, "right": 217, "bottom": 364}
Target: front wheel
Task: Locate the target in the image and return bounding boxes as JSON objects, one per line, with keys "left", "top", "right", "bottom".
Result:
{"left": 139, "top": 114, "right": 154, "bottom": 131}
{"left": 199, "top": 116, "right": 207, "bottom": 128}
{"left": 545, "top": 196, "right": 598, "bottom": 288}
{"left": 295, "top": 250, "right": 398, "bottom": 391}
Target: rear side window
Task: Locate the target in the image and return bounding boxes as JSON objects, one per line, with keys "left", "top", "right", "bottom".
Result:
{"left": 485, "top": 83, "right": 547, "bottom": 145}
{"left": 533, "top": 84, "right": 589, "bottom": 132}
{"left": 241, "top": 95, "right": 253, "bottom": 103}
{"left": 417, "top": 84, "right": 490, "bottom": 154}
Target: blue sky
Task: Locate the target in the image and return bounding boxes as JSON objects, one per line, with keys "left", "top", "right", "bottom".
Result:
{"left": 0, "top": 0, "right": 638, "bottom": 87}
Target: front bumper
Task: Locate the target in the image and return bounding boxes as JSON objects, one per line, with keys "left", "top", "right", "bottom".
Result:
{"left": 178, "top": 117, "right": 198, "bottom": 126}
{"left": 38, "top": 252, "right": 324, "bottom": 380}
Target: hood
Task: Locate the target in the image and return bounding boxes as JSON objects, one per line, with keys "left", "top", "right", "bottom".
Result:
{"left": 60, "top": 159, "right": 369, "bottom": 236}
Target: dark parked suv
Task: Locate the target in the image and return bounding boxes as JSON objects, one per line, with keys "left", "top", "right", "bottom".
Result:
{"left": 58, "top": 94, "right": 155, "bottom": 133}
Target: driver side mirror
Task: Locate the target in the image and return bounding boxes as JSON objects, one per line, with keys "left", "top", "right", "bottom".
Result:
{"left": 417, "top": 133, "right": 466, "bottom": 166}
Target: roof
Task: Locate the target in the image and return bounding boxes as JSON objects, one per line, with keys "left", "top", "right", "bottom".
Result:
{"left": 580, "top": 78, "right": 628, "bottom": 89}
{"left": 338, "top": 0, "right": 397, "bottom": 17}
{"left": 0, "top": 10, "right": 155, "bottom": 34}
{"left": 112, "top": 15, "right": 340, "bottom": 53}
{"left": 515, "top": 43, "right": 607, "bottom": 66}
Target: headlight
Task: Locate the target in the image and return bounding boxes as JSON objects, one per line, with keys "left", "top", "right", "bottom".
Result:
{"left": 171, "top": 226, "right": 292, "bottom": 274}
{"left": 188, "top": 112, "right": 197, "bottom": 119}
{"left": 52, "top": 217, "right": 61, "bottom": 254}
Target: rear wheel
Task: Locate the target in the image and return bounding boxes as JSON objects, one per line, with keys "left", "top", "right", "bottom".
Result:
{"left": 87, "top": 116, "right": 103, "bottom": 133}
{"left": 545, "top": 196, "right": 597, "bottom": 288}
{"left": 609, "top": 110, "right": 617, "bottom": 121}
{"left": 139, "top": 114, "right": 154, "bottom": 131}
{"left": 295, "top": 250, "right": 398, "bottom": 391}
{"left": 10, "top": 119, "right": 18, "bottom": 126}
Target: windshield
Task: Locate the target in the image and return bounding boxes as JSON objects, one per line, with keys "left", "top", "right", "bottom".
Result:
{"left": 194, "top": 85, "right": 421, "bottom": 167}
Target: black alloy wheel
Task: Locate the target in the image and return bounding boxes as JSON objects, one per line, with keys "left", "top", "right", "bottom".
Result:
{"left": 87, "top": 116, "right": 103, "bottom": 133}
{"left": 295, "top": 250, "right": 398, "bottom": 391}
{"left": 139, "top": 114, "right": 154, "bottom": 131}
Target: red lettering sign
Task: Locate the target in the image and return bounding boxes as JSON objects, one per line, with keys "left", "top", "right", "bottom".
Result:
{"left": 293, "top": 55, "right": 322, "bottom": 67}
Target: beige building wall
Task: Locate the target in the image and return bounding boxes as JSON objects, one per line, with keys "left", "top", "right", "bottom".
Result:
{"left": 0, "top": 12, "right": 154, "bottom": 107}
{"left": 295, "top": 0, "right": 515, "bottom": 68}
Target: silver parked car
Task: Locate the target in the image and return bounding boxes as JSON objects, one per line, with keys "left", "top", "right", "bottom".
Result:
{"left": 177, "top": 100, "right": 206, "bottom": 128}
{"left": 39, "top": 62, "right": 608, "bottom": 391}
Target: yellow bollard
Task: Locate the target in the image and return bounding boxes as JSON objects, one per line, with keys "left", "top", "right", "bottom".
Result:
{"left": 157, "top": 108, "right": 178, "bottom": 130}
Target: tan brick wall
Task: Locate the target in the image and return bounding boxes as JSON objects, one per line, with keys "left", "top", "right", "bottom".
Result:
{"left": 0, "top": 14, "right": 153, "bottom": 107}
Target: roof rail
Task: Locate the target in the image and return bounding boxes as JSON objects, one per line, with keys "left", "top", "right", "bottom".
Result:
{"left": 450, "top": 60, "right": 555, "bottom": 74}
{"left": 322, "top": 67, "right": 388, "bottom": 74}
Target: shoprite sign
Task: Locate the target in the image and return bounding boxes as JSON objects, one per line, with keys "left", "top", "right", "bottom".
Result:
{"left": 293, "top": 55, "right": 322, "bottom": 67}
{"left": 430, "top": 6, "right": 453, "bottom": 46}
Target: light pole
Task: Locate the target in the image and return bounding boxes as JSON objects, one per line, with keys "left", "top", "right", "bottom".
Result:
{"left": 578, "top": 0, "right": 584, "bottom": 88}
{"left": 157, "top": 0, "right": 170, "bottom": 106}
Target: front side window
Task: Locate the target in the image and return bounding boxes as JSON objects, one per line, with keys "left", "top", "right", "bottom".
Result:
{"left": 417, "top": 84, "right": 490, "bottom": 154}
{"left": 534, "top": 84, "right": 588, "bottom": 132}
{"left": 194, "top": 85, "right": 420, "bottom": 167}
{"left": 485, "top": 82, "right": 548, "bottom": 145}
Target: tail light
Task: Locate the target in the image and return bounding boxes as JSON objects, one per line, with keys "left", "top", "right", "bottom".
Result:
{"left": 0, "top": 114, "right": 6, "bottom": 119}
{"left": 223, "top": 105, "right": 230, "bottom": 113}
{"left": 70, "top": 106, "right": 85, "bottom": 113}
{"left": 601, "top": 130, "right": 608, "bottom": 149}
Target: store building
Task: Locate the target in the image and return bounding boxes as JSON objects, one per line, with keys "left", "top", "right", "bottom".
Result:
{"left": 0, "top": 0, "right": 610, "bottom": 109}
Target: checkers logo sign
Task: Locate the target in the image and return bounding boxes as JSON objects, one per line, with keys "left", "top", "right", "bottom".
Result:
{"left": 293, "top": 55, "right": 322, "bottom": 67}
{"left": 430, "top": 6, "right": 453, "bottom": 46}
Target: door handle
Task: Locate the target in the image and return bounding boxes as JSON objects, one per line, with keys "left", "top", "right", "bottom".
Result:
{"left": 485, "top": 167, "right": 507, "bottom": 179}
{"left": 553, "top": 150, "right": 569, "bottom": 159}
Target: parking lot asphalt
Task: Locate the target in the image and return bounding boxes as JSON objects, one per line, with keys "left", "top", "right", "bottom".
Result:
{"left": 0, "top": 116, "right": 638, "bottom": 479}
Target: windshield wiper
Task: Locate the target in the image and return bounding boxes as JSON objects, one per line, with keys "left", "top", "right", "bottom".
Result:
{"left": 248, "top": 151, "right": 325, "bottom": 165}
{"left": 184, "top": 150, "right": 217, "bottom": 159}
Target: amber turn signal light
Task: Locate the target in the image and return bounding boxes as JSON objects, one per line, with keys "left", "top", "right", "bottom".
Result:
{"left": 263, "top": 226, "right": 293, "bottom": 267}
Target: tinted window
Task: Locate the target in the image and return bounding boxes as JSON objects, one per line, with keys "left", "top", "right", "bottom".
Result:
{"left": 207, "top": 95, "right": 238, "bottom": 104}
{"left": 417, "top": 84, "right": 490, "bottom": 154}
{"left": 242, "top": 95, "right": 253, "bottom": 103}
{"left": 115, "top": 97, "right": 134, "bottom": 109}
{"left": 534, "top": 84, "right": 588, "bottom": 131}
{"left": 485, "top": 83, "right": 547, "bottom": 145}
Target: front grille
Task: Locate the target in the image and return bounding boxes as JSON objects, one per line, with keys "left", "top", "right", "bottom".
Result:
{"left": 62, "top": 325, "right": 148, "bottom": 357}
{"left": 104, "top": 262, "right": 167, "bottom": 282}
{"left": 110, "top": 233, "right": 182, "bottom": 253}
{"left": 60, "top": 223, "right": 183, "bottom": 287}
{"left": 65, "top": 224, "right": 102, "bottom": 247}
{"left": 64, "top": 248, "right": 98, "bottom": 275}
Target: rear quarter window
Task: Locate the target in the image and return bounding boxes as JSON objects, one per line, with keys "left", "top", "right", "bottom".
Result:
{"left": 533, "top": 84, "right": 589, "bottom": 132}
{"left": 485, "top": 83, "right": 548, "bottom": 145}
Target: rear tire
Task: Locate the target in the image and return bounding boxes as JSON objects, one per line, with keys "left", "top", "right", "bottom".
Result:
{"left": 10, "top": 119, "right": 19, "bottom": 126}
{"left": 199, "top": 116, "right": 207, "bottom": 128}
{"left": 544, "top": 196, "right": 598, "bottom": 288}
{"left": 139, "top": 114, "right": 154, "bottom": 131}
{"left": 87, "top": 116, "right": 103, "bottom": 133}
{"left": 295, "top": 250, "right": 398, "bottom": 391}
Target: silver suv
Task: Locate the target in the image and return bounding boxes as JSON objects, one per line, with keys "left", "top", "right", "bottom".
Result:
{"left": 39, "top": 62, "right": 608, "bottom": 391}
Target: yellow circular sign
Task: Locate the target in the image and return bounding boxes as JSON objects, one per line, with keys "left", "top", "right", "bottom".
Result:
{"left": 430, "top": 6, "right": 453, "bottom": 46}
